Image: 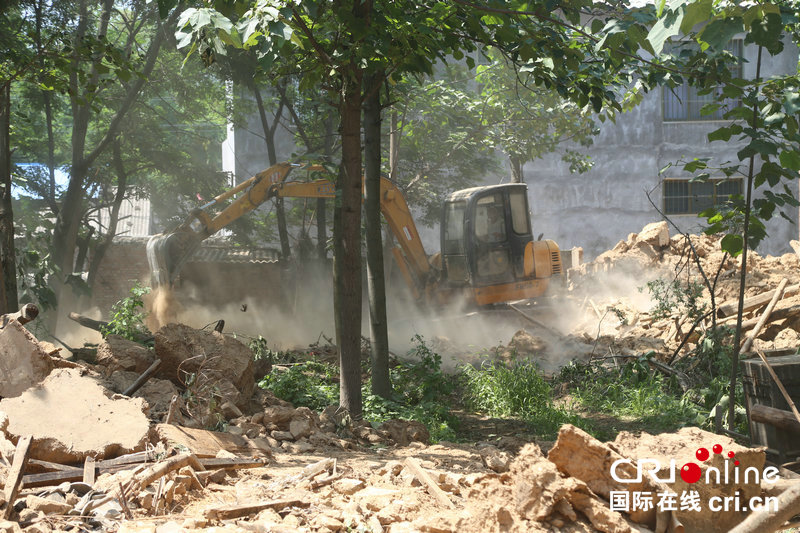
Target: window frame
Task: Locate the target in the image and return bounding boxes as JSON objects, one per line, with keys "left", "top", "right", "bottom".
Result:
{"left": 662, "top": 39, "right": 744, "bottom": 122}
{"left": 662, "top": 177, "right": 744, "bottom": 215}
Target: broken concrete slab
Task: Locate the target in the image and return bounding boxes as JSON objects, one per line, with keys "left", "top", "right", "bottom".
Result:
{"left": 154, "top": 324, "right": 254, "bottom": 409}
{"left": 547, "top": 424, "right": 658, "bottom": 528}
{"left": 105, "top": 370, "right": 181, "bottom": 419}
{"left": 0, "top": 321, "right": 54, "bottom": 399}
{"left": 96, "top": 335, "right": 155, "bottom": 376}
{"left": 637, "top": 221, "right": 670, "bottom": 248}
{"left": 612, "top": 426, "right": 765, "bottom": 533}
{"left": 0, "top": 368, "right": 150, "bottom": 464}
{"left": 379, "top": 419, "right": 430, "bottom": 446}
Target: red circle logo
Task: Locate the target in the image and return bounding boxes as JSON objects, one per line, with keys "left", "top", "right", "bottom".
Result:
{"left": 680, "top": 462, "right": 702, "bottom": 484}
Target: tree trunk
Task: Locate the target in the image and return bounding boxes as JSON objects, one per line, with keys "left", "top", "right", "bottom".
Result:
{"left": 728, "top": 46, "right": 763, "bottom": 432}
{"left": 0, "top": 82, "right": 16, "bottom": 314}
{"left": 364, "top": 70, "right": 391, "bottom": 398}
{"left": 253, "top": 86, "right": 291, "bottom": 260}
{"left": 510, "top": 154, "right": 525, "bottom": 183}
{"left": 335, "top": 67, "right": 364, "bottom": 418}
{"left": 34, "top": 0, "right": 58, "bottom": 216}
{"left": 389, "top": 107, "right": 400, "bottom": 181}
{"left": 52, "top": 0, "right": 175, "bottom": 282}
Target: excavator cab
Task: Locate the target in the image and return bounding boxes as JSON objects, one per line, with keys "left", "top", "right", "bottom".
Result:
{"left": 440, "top": 183, "right": 561, "bottom": 305}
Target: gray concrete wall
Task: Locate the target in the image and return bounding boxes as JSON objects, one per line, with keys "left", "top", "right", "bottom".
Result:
{"left": 524, "top": 37, "right": 799, "bottom": 260}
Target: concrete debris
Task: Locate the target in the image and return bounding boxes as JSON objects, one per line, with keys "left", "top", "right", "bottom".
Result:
{"left": 154, "top": 324, "right": 255, "bottom": 410}
{"left": 105, "top": 370, "right": 182, "bottom": 420}
{"left": 96, "top": 335, "right": 155, "bottom": 377}
{"left": 0, "top": 321, "right": 54, "bottom": 399}
{"left": 379, "top": 419, "right": 430, "bottom": 446}
{"left": 612, "top": 427, "right": 765, "bottom": 532}
{"left": 0, "top": 368, "right": 150, "bottom": 463}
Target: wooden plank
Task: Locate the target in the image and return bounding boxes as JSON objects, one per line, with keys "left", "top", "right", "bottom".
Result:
{"left": 3, "top": 435, "right": 33, "bottom": 519}
{"left": 204, "top": 499, "right": 309, "bottom": 520}
{"left": 21, "top": 455, "right": 266, "bottom": 489}
{"left": 25, "top": 458, "right": 79, "bottom": 473}
{"left": 96, "top": 450, "right": 154, "bottom": 468}
{"left": 755, "top": 348, "right": 800, "bottom": 426}
{"left": 199, "top": 457, "right": 267, "bottom": 470}
{"left": 751, "top": 404, "right": 800, "bottom": 434}
{"left": 741, "top": 279, "right": 788, "bottom": 354}
{"left": 404, "top": 457, "right": 455, "bottom": 509}
{"left": 154, "top": 424, "right": 272, "bottom": 458}
{"left": 717, "top": 283, "right": 800, "bottom": 318}
{"left": 83, "top": 456, "right": 96, "bottom": 486}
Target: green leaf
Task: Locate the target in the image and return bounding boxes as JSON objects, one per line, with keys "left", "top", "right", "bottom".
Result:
{"left": 720, "top": 234, "right": 744, "bottom": 256}
{"left": 156, "top": 0, "right": 178, "bottom": 19}
{"left": 780, "top": 150, "right": 800, "bottom": 172}
{"left": 698, "top": 17, "right": 744, "bottom": 52}
{"left": 680, "top": 0, "right": 713, "bottom": 34}
{"left": 647, "top": 9, "right": 684, "bottom": 55}
{"left": 708, "top": 126, "right": 733, "bottom": 142}
{"left": 783, "top": 92, "right": 800, "bottom": 114}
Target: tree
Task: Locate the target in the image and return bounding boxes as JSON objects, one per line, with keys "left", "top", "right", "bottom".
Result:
{"left": 50, "top": 0, "right": 182, "bottom": 299}
{"left": 640, "top": 0, "right": 800, "bottom": 432}
{"left": 176, "top": 0, "right": 646, "bottom": 417}
{"left": 476, "top": 51, "right": 599, "bottom": 183}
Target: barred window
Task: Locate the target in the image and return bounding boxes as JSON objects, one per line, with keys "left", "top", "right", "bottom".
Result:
{"left": 663, "top": 178, "right": 743, "bottom": 215}
{"left": 663, "top": 39, "right": 743, "bottom": 121}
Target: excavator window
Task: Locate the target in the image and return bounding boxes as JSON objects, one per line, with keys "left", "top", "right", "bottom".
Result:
{"left": 443, "top": 201, "right": 466, "bottom": 254}
{"left": 509, "top": 189, "right": 531, "bottom": 235}
{"left": 443, "top": 201, "right": 469, "bottom": 283}
{"left": 474, "top": 195, "right": 506, "bottom": 243}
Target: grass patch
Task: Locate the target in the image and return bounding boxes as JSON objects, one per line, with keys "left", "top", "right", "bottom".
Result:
{"left": 459, "top": 357, "right": 588, "bottom": 438}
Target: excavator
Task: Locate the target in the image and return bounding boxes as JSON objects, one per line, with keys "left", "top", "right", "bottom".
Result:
{"left": 146, "top": 162, "right": 564, "bottom": 308}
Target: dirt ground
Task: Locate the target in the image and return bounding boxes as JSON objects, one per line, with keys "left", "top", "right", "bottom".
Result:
{"left": 2, "top": 221, "right": 800, "bottom": 533}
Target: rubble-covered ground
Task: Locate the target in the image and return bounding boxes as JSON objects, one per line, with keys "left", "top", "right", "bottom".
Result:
{"left": 0, "top": 221, "right": 799, "bottom": 533}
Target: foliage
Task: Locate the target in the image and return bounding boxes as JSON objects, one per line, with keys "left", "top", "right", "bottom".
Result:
{"left": 460, "top": 357, "right": 583, "bottom": 437}
{"left": 643, "top": 278, "right": 706, "bottom": 321}
{"left": 362, "top": 335, "right": 459, "bottom": 442}
{"left": 558, "top": 354, "right": 698, "bottom": 433}
{"left": 258, "top": 336, "right": 460, "bottom": 442}
{"left": 259, "top": 360, "right": 339, "bottom": 412}
{"left": 101, "top": 282, "right": 151, "bottom": 341}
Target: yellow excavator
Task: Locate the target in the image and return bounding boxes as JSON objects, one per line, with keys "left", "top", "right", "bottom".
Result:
{"left": 147, "top": 162, "right": 564, "bottom": 307}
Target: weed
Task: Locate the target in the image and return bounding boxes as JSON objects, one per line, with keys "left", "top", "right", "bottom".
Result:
{"left": 102, "top": 282, "right": 151, "bottom": 341}
{"left": 259, "top": 360, "right": 339, "bottom": 411}
{"left": 643, "top": 279, "right": 706, "bottom": 321}
{"left": 460, "top": 358, "right": 583, "bottom": 437}
{"left": 558, "top": 355, "right": 697, "bottom": 433}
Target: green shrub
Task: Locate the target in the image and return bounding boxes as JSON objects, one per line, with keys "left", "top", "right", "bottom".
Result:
{"left": 558, "top": 354, "right": 698, "bottom": 431}
{"left": 102, "top": 282, "right": 150, "bottom": 341}
{"left": 460, "top": 358, "right": 581, "bottom": 436}
{"left": 258, "top": 360, "right": 338, "bottom": 411}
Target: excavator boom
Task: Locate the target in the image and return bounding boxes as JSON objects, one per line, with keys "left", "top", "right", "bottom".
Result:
{"left": 147, "top": 164, "right": 433, "bottom": 300}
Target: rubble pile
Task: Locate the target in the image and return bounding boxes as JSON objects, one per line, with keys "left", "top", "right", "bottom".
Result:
{"left": 0, "top": 221, "right": 798, "bottom": 532}
{"left": 565, "top": 221, "right": 800, "bottom": 360}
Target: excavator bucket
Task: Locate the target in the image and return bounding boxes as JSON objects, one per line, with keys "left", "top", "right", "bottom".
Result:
{"left": 146, "top": 229, "right": 203, "bottom": 288}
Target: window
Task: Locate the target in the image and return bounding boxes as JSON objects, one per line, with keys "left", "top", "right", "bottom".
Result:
{"left": 443, "top": 201, "right": 466, "bottom": 254}
{"left": 509, "top": 189, "right": 531, "bottom": 235}
{"left": 663, "top": 178, "right": 743, "bottom": 214}
{"left": 663, "top": 39, "right": 743, "bottom": 121}
{"left": 474, "top": 194, "right": 506, "bottom": 243}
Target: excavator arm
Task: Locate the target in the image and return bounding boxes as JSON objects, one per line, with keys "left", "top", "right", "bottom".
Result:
{"left": 147, "top": 163, "right": 434, "bottom": 301}
{"left": 269, "top": 177, "right": 433, "bottom": 300}
{"left": 147, "top": 163, "right": 314, "bottom": 287}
